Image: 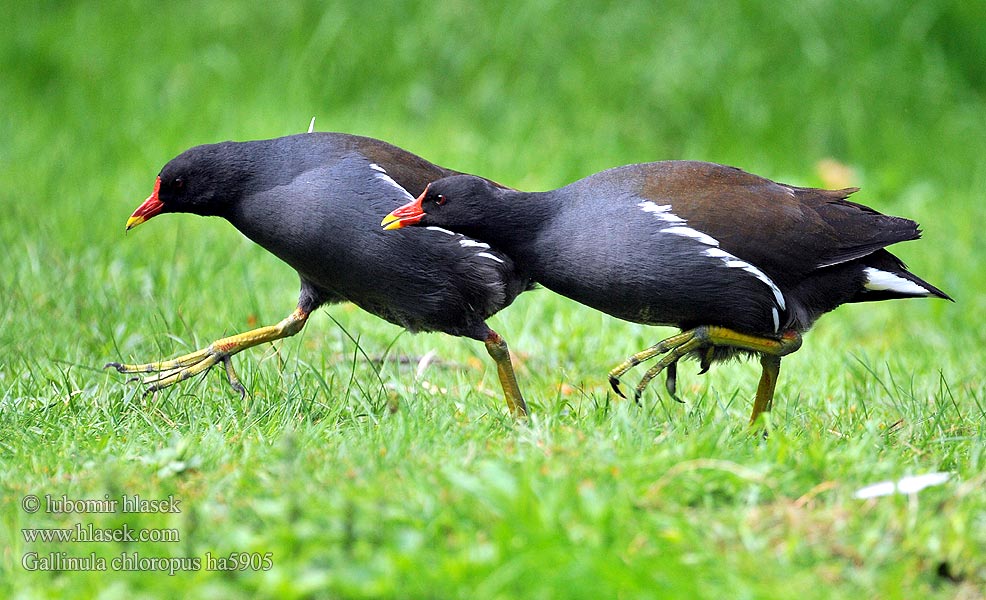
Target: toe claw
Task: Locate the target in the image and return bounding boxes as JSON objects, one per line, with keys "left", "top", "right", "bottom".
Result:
{"left": 609, "top": 376, "right": 627, "bottom": 399}
{"left": 665, "top": 361, "right": 677, "bottom": 395}
{"left": 223, "top": 356, "right": 247, "bottom": 399}
{"left": 665, "top": 361, "right": 684, "bottom": 402}
{"left": 698, "top": 346, "right": 715, "bottom": 375}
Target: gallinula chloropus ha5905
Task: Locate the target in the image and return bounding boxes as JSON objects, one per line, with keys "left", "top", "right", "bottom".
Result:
{"left": 107, "top": 132, "right": 533, "bottom": 416}
{"left": 382, "top": 161, "right": 951, "bottom": 423}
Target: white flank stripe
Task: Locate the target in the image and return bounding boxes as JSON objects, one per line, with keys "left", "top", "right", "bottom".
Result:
{"left": 739, "top": 264, "right": 786, "bottom": 311}
{"left": 475, "top": 252, "right": 504, "bottom": 264}
{"left": 425, "top": 226, "right": 456, "bottom": 236}
{"left": 459, "top": 239, "right": 491, "bottom": 249}
{"left": 863, "top": 267, "right": 929, "bottom": 295}
{"left": 772, "top": 307, "right": 780, "bottom": 332}
{"left": 368, "top": 163, "right": 414, "bottom": 201}
{"left": 703, "top": 247, "right": 787, "bottom": 312}
{"left": 638, "top": 201, "right": 685, "bottom": 223}
{"left": 639, "top": 199, "right": 788, "bottom": 322}
{"left": 660, "top": 226, "right": 719, "bottom": 246}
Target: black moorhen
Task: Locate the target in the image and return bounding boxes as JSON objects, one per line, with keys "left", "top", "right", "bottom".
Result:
{"left": 382, "top": 161, "right": 951, "bottom": 424}
{"left": 106, "top": 132, "right": 533, "bottom": 417}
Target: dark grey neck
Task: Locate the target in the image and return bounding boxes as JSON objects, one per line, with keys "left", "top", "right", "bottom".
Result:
{"left": 449, "top": 188, "right": 558, "bottom": 254}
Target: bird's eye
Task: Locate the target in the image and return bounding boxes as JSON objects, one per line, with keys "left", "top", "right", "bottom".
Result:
{"left": 174, "top": 177, "right": 184, "bottom": 190}
{"left": 435, "top": 194, "right": 446, "bottom": 206}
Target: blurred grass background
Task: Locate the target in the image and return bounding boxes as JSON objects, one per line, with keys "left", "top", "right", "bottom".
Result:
{"left": 2, "top": 1, "right": 985, "bottom": 597}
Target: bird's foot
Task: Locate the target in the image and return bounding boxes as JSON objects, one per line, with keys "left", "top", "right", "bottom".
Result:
{"left": 106, "top": 344, "right": 244, "bottom": 397}
{"left": 627, "top": 359, "right": 686, "bottom": 405}
{"left": 608, "top": 330, "right": 696, "bottom": 403}
{"left": 105, "top": 307, "right": 309, "bottom": 397}
{"left": 609, "top": 326, "right": 803, "bottom": 416}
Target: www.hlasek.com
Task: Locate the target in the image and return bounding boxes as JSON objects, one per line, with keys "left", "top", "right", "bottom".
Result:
{"left": 20, "top": 494, "right": 272, "bottom": 575}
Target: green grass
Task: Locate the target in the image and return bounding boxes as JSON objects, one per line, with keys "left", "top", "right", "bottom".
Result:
{"left": 3, "top": 1, "right": 985, "bottom": 597}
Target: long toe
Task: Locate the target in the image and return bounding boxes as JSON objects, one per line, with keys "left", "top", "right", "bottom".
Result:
{"left": 222, "top": 356, "right": 247, "bottom": 399}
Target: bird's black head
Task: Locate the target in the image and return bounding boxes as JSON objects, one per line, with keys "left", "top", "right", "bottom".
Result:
{"left": 381, "top": 174, "right": 503, "bottom": 231}
{"left": 126, "top": 142, "right": 249, "bottom": 231}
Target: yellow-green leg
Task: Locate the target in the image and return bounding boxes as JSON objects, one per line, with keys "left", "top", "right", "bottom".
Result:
{"left": 106, "top": 307, "right": 310, "bottom": 397}
{"left": 750, "top": 354, "right": 782, "bottom": 425}
{"left": 484, "top": 330, "right": 529, "bottom": 418}
{"left": 608, "top": 326, "right": 802, "bottom": 421}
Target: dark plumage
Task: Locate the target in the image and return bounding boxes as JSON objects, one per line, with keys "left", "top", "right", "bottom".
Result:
{"left": 383, "top": 161, "right": 951, "bottom": 423}
{"left": 107, "top": 132, "right": 533, "bottom": 416}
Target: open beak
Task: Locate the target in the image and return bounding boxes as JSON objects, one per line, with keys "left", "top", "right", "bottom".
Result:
{"left": 126, "top": 176, "right": 165, "bottom": 231}
{"left": 381, "top": 186, "right": 428, "bottom": 230}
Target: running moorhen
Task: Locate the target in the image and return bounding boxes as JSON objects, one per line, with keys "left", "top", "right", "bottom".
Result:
{"left": 106, "top": 132, "right": 533, "bottom": 417}
{"left": 382, "top": 161, "right": 951, "bottom": 423}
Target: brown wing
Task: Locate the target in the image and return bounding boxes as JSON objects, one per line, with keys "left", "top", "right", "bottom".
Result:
{"left": 635, "top": 161, "right": 920, "bottom": 287}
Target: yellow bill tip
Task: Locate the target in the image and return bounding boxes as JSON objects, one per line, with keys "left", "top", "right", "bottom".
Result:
{"left": 125, "top": 215, "right": 146, "bottom": 231}
{"left": 381, "top": 213, "right": 401, "bottom": 229}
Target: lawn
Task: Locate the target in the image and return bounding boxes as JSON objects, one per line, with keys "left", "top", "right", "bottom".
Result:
{"left": 2, "top": 1, "right": 985, "bottom": 598}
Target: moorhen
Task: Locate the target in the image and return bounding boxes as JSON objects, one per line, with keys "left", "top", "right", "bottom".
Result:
{"left": 106, "top": 132, "right": 533, "bottom": 417}
{"left": 382, "top": 161, "right": 951, "bottom": 423}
